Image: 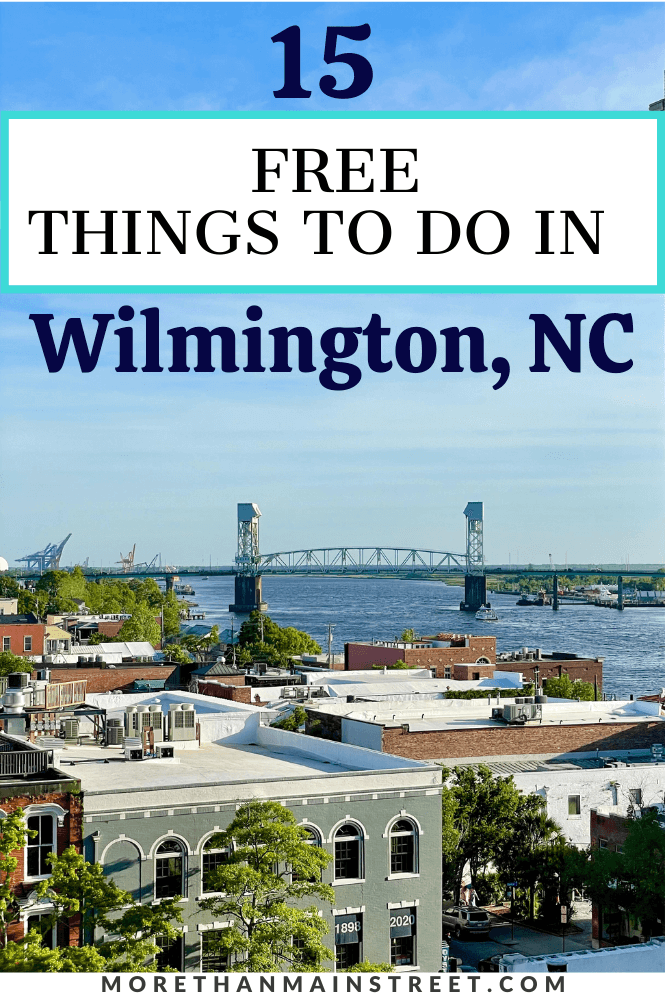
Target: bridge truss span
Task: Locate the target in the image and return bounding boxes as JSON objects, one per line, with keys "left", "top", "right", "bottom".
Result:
{"left": 254, "top": 547, "right": 467, "bottom": 576}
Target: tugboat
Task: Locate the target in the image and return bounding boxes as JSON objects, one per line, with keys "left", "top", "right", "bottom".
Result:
{"left": 475, "top": 604, "right": 499, "bottom": 622}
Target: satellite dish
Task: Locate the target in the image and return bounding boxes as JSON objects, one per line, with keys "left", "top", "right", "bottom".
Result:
{"left": 0, "top": 557, "right": 8, "bottom": 572}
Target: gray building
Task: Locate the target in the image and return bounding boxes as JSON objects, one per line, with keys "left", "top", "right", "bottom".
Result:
{"left": 56, "top": 692, "right": 443, "bottom": 973}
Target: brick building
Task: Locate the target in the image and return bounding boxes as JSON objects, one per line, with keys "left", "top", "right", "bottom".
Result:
{"left": 0, "top": 732, "right": 83, "bottom": 947}
{"left": 305, "top": 698, "right": 665, "bottom": 761}
{"left": 32, "top": 663, "right": 179, "bottom": 694}
{"left": 344, "top": 634, "right": 496, "bottom": 677}
{"left": 496, "top": 648, "right": 604, "bottom": 694}
{"left": 0, "top": 615, "right": 46, "bottom": 657}
{"left": 196, "top": 679, "right": 252, "bottom": 703}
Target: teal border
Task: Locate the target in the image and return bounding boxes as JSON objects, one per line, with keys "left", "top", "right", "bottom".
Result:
{"left": 2, "top": 110, "right": 661, "bottom": 294}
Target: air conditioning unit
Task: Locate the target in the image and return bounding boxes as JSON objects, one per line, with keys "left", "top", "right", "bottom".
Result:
{"left": 107, "top": 722, "right": 125, "bottom": 746}
{"left": 123, "top": 736, "right": 144, "bottom": 761}
{"left": 168, "top": 703, "right": 197, "bottom": 741}
{"left": 63, "top": 719, "right": 79, "bottom": 740}
{"left": 158, "top": 744, "right": 174, "bottom": 758}
{"left": 125, "top": 705, "right": 164, "bottom": 740}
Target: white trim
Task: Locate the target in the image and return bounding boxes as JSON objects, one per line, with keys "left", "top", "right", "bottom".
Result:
{"left": 331, "top": 877, "right": 365, "bottom": 887}
{"left": 23, "top": 803, "right": 68, "bottom": 828}
{"left": 195, "top": 828, "right": 222, "bottom": 856}
{"left": 197, "top": 921, "right": 232, "bottom": 931}
{"left": 147, "top": 833, "right": 192, "bottom": 859}
{"left": 332, "top": 905, "right": 366, "bottom": 916}
{"left": 100, "top": 836, "right": 147, "bottom": 864}
{"left": 328, "top": 816, "right": 369, "bottom": 843}
{"left": 297, "top": 820, "right": 324, "bottom": 845}
{"left": 388, "top": 899, "right": 419, "bottom": 909}
{"left": 386, "top": 872, "right": 420, "bottom": 881}
{"left": 382, "top": 812, "right": 423, "bottom": 839}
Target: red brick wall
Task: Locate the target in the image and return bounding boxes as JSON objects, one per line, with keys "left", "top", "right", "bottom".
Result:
{"left": 499, "top": 659, "right": 603, "bottom": 691}
{"left": 381, "top": 719, "right": 665, "bottom": 759}
{"left": 0, "top": 786, "right": 83, "bottom": 946}
{"left": 345, "top": 637, "right": 496, "bottom": 677}
{"left": 97, "top": 621, "right": 123, "bottom": 639}
{"left": 33, "top": 665, "right": 176, "bottom": 693}
{"left": 197, "top": 680, "right": 251, "bottom": 703}
{"left": 453, "top": 663, "right": 495, "bottom": 680}
{"left": 590, "top": 810, "right": 632, "bottom": 943}
{"left": 0, "top": 624, "right": 45, "bottom": 657}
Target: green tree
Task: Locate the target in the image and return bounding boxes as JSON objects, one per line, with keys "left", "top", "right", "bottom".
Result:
{"left": 198, "top": 800, "right": 334, "bottom": 971}
{"left": 399, "top": 629, "right": 418, "bottom": 643}
{"left": 162, "top": 594, "right": 182, "bottom": 638}
{"left": 442, "top": 765, "right": 525, "bottom": 903}
{"left": 37, "top": 845, "right": 183, "bottom": 969}
{"left": 543, "top": 673, "right": 595, "bottom": 701}
{"left": 0, "top": 649, "right": 32, "bottom": 676}
{"left": 0, "top": 808, "right": 34, "bottom": 947}
{"left": 348, "top": 960, "right": 395, "bottom": 971}
{"left": 492, "top": 795, "right": 562, "bottom": 919}
{"left": 271, "top": 706, "right": 307, "bottom": 732}
{"left": 0, "top": 577, "right": 20, "bottom": 599}
{"left": 116, "top": 603, "right": 161, "bottom": 646}
{"left": 238, "top": 612, "right": 321, "bottom": 668}
{"left": 162, "top": 642, "right": 193, "bottom": 665}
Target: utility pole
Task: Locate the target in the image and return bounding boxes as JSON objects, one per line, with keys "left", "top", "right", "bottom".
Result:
{"left": 327, "top": 623, "right": 336, "bottom": 670}
{"left": 230, "top": 616, "right": 236, "bottom": 667}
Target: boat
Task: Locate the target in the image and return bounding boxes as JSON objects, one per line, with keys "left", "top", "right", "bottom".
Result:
{"left": 516, "top": 592, "right": 545, "bottom": 606}
{"left": 475, "top": 604, "right": 499, "bottom": 622}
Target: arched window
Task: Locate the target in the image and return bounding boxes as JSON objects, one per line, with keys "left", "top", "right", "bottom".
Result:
{"left": 292, "top": 827, "right": 322, "bottom": 883}
{"left": 155, "top": 839, "right": 186, "bottom": 899}
{"left": 390, "top": 819, "right": 417, "bottom": 875}
{"left": 201, "top": 837, "right": 229, "bottom": 894}
{"left": 334, "top": 823, "right": 363, "bottom": 881}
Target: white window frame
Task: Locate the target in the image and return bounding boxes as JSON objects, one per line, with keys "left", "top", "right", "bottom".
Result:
{"left": 388, "top": 818, "right": 419, "bottom": 878}
{"left": 200, "top": 836, "right": 230, "bottom": 897}
{"left": 332, "top": 820, "right": 365, "bottom": 885}
{"left": 154, "top": 838, "right": 187, "bottom": 901}
{"left": 23, "top": 805, "right": 67, "bottom": 883}
{"left": 23, "top": 635, "right": 33, "bottom": 652}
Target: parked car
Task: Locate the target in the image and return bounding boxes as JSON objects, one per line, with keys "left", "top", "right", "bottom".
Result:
{"left": 441, "top": 905, "right": 491, "bottom": 939}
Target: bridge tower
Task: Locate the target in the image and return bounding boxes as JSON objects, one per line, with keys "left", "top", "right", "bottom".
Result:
{"left": 229, "top": 503, "right": 269, "bottom": 614}
{"left": 460, "top": 501, "right": 487, "bottom": 612}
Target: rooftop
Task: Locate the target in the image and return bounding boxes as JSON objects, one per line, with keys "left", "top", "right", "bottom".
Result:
{"left": 444, "top": 749, "right": 665, "bottom": 774}
{"left": 53, "top": 723, "right": 439, "bottom": 813}
{"left": 306, "top": 697, "right": 663, "bottom": 731}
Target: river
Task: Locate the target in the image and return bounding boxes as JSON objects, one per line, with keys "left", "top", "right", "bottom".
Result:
{"left": 180, "top": 576, "right": 665, "bottom": 700}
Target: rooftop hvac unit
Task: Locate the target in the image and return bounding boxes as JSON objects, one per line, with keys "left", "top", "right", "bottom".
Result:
{"left": 502, "top": 704, "right": 542, "bottom": 725}
{"left": 168, "top": 703, "right": 197, "bottom": 741}
{"left": 125, "top": 705, "right": 164, "bottom": 740}
{"left": 63, "top": 719, "right": 79, "bottom": 741}
{"left": 7, "top": 672, "right": 30, "bottom": 689}
{"left": 106, "top": 722, "right": 125, "bottom": 746}
{"left": 123, "top": 736, "right": 144, "bottom": 761}
{"left": 158, "top": 744, "right": 174, "bottom": 758}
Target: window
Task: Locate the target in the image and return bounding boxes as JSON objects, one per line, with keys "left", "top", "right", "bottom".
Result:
{"left": 390, "top": 907, "right": 416, "bottom": 967}
{"left": 629, "top": 789, "right": 642, "bottom": 806}
{"left": 292, "top": 827, "right": 321, "bottom": 883}
{"left": 27, "top": 814, "right": 55, "bottom": 878}
{"left": 472, "top": 672, "right": 480, "bottom": 680}
{"left": 390, "top": 819, "right": 417, "bottom": 875}
{"left": 335, "top": 914, "right": 362, "bottom": 969}
{"left": 568, "top": 795, "right": 581, "bottom": 817}
{"left": 334, "top": 824, "right": 363, "bottom": 881}
{"left": 598, "top": 838, "right": 608, "bottom": 850}
{"left": 611, "top": 786, "right": 618, "bottom": 807}
{"left": 155, "top": 839, "right": 185, "bottom": 899}
{"left": 2, "top": 637, "right": 9, "bottom": 652}
{"left": 27, "top": 912, "right": 56, "bottom": 948}
{"left": 443, "top": 668, "right": 452, "bottom": 679}
{"left": 201, "top": 930, "right": 229, "bottom": 972}
{"left": 201, "top": 837, "right": 229, "bottom": 894}
{"left": 23, "top": 635, "right": 32, "bottom": 652}
{"left": 156, "top": 934, "right": 183, "bottom": 972}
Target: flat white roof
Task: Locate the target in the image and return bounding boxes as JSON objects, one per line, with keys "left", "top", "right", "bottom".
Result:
{"left": 309, "top": 698, "right": 663, "bottom": 731}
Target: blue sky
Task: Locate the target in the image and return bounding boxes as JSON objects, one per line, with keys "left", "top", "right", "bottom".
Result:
{"left": 1, "top": 4, "right": 663, "bottom": 566}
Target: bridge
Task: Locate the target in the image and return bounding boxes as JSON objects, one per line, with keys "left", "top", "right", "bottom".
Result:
{"left": 11, "top": 501, "right": 664, "bottom": 614}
